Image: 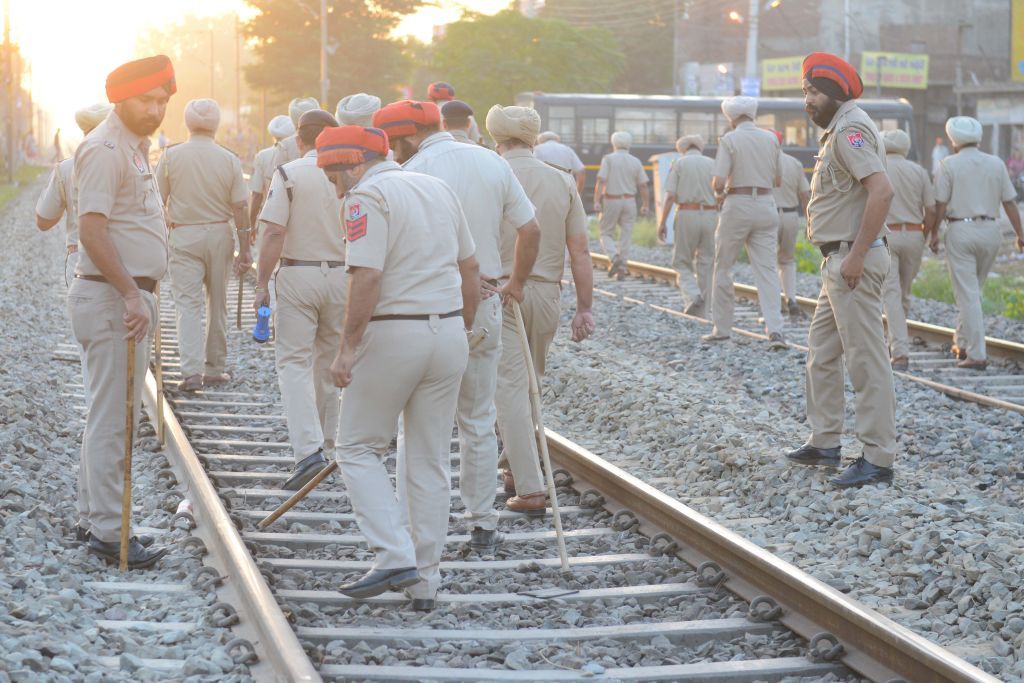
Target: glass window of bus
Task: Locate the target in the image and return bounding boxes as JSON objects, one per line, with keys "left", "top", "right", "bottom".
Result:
{"left": 873, "top": 117, "right": 901, "bottom": 132}
{"left": 679, "top": 111, "right": 715, "bottom": 141}
{"left": 756, "top": 113, "right": 776, "bottom": 131}
{"left": 581, "top": 117, "right": 611, "bottom": 144}
{"left": 775, "top": 112, "right": 809, "bottom": 147}
{"left": 615, "top": 108, "right": 675, "bottom": 144}
{"left": 546, "top": 105, "right": 576, "bottom": 144}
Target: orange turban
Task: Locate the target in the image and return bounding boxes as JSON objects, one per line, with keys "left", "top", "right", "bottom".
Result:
{"left": 427, "top": 82, "right": 455, "bottom": 102}
{"left": 802, "top": 52, "right": 863, "bottom": 100}
{"left": 316, "top": 126, "right": 390, "bottom": 169}
{"left": 372, "top": 100, "right": 440, "bottom": 139}
{"left": 106, "top": 55, "right": 176, "bottom": 104}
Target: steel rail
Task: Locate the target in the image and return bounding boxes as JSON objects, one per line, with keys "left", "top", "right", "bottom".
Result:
{"left": 545, "top": 430, "right": 1001, "bottom": 683}
{"left": 141, "top": 369, "right": 322, "bottom": 683}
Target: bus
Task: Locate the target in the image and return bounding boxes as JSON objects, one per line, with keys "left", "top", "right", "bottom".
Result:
{"left": 514, "top": 92, "right": 916, "bottom": 204}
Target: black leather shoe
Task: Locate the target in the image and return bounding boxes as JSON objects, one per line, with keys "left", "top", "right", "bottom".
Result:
{"left": 785, "top": 444, "right": 841, "bottom": 467}
{"left": 831, "top": 457, "right": 893, "bottom": 488}
{"left": 76, "top": 525, "right": 155, "bottom": 547}
{"left": 283, "top": 450, "right": 329, "bottom": 491}
{"left": 88, "top": 537, "right": 167, "bottom": 569}
{"left": 339, "top": 567, "right": 420, "bottom": 599}
{"left": 469, "top": 527, "right": 503, "bottom": 554}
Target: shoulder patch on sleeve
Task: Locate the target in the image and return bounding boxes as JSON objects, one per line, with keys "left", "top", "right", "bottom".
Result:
{"left": 346, "top": 202, "right": 367, "bottom": 241}
{"left": 846, "top": 131, "right": 865, "bottom": 148}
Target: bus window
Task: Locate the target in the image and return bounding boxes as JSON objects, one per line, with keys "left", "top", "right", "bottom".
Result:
{"left": 679, "top": 111, "right": 715, "bottom": 141}
{"left": 874, "top": 117, "right": 901, "bottom": 132}
{"left": 581, "top": 117, "right": 611, "bottom": 144}
{"left": 756, "top": 113, "right": 776, "bottom": 130}
{"left": 775, "top": 112, "right": 809, "bottom": 146}
{"left": 615, "top": 108, "right": 676, "bottom": 144}
{"left": 546, "top": 105, "right": 576, "bottom": 144}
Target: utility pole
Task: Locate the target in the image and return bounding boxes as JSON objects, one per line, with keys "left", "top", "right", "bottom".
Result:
{"left": 319, "top": 0, "right": 329, "bottom": 106}
{"left": 744, "top": 0, "right": 759, "bottom": 80}
{"left": 209, "top": 28, "right": 215, "bottom": 100}
{"left": 4, "top": 0, "right": 14, "bottom": 183}
{"left": 843, "top": 0, "right": 850, "bottom": 62}
{"left": 672, "top": 0, "right": 680, "bottom": 95}
{"left": 235, "top": 15, "right": 241, "bottom": 133}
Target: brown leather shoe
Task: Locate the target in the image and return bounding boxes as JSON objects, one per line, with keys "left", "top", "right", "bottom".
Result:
{"left": 506, "top": 492, "right": 546, "bottom": 516}
{"left": 501, "top": 469, "right": 515, "bottom": 495}
{"left": 176, "top": 374, "right": 204, "bottom": 392}
{"left": 203, "top": 372, "right": 231, "bottom": 385}
{"left": 891, "top": 356, "right": 909, "bottom": 371}
{"left": 957, "top": 358, "right": 988, "bottom": 371}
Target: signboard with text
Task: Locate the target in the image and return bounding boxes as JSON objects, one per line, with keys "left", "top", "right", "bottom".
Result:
{"left": 860, "top": 52, "right": 929, "bottom": 90}
{"left": 1013, "top": 0, "right": 1024, "bottom": 81}
{"left": 762, "top": 56, "right": 804, "bottom": 91}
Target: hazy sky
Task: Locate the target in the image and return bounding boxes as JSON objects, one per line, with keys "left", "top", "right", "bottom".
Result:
{"left": 9, "top": 0, "right": 509, "bottom": 140}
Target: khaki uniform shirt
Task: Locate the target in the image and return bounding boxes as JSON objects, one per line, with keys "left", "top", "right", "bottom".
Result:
{"left": 250, "top": 145, "right": 277, "bottom": 195}
{"left": 258, "top": 150, "right": 345, "bottom": 262}
{"left": 534, "top": 140, "right": 585, "bottom": 174}
{"left": 885, "top": 154, "right": 935, "bottom": 224}
{"left": 806, "top": 100, "right": 889, "bottom": 245}
{"left": 664, "top": 150, "right": 716, "bottom": 205}
{"left": 74, "top": 111, "right": 167, "bottom": 279}
{"left": 500, "top": 148, "right": 586, "bottom": 282}
{"left": 597, "top": 149, "right": 647, "bottom": 196}
{"left": 404, "top": 132, "right": 535, "bottom": 278}
{"left": 934, "top": 146, "right": 1016, "bottom": 218}
{"left": 266, "top": 135, "right": 301, "bottom": 188}
{"left": 156, "top": 134, "right": 248, "bottom": 226}
{"left": 36, "top": 158, "right": 77, "bottom": 247}
{"left": 774, "top": 152, "right": 810, "bottom": 209}
{"left": 344, "top": 161, "right": 475, "bottom": 315}
{"left": 713, "top": 121, "right": 782, "bottom": 189}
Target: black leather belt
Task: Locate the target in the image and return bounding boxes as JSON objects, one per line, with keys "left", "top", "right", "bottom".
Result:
{"left": 75, "top": 274, "right": 157, "bottom": 293}
{"left": 780, "top": 207, "right": 800, "bottom": 213}
{"left": 280, "top": 258, "right": 345, "bottom": 267}
{"left": 948, "top": 216, "right": 996, "bottom": 223}
{"left": 819, "top": 237, "right": 886, "bottom": 258}
{"left": 485, "top": 278, "right": 498, "bottom": 286}
{"left": 370, "top": 309, "right": 462, "bottom": 322}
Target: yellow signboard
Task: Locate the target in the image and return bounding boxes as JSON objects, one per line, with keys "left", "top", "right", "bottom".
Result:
{"left": 860, "top": 52, "right": 929, "bottom": 90}
{"left": 1013, "top": 0, "right": 1024, "bottom": 81}
{"left": 762, "top": 56, "right": 804, "bottom": 92}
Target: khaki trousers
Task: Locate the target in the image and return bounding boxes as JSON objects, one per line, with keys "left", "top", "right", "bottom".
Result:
{"left": 882, "top": 229, "right": 926, "bottom": 359}
{"left": 168, "top": 224, "right": 234, "bottom": 378}
{"left": 599, "top": 198, "right": 637, "bottom": 262}
{"left": 806, "top": 244, "right": 897, "bottom": 467}
{"left": 711, "top": 195, "right": 784, "bottom": 336}
{"left": 274, "top": 265, "right": 346, "bottom": 463}
{"left": 336, "top": 317, "right": 468, "bottom": 600}
{"left": 945, "top": 221, "right": 1000, "bottom": 361}
{"left": 777, "top": 210, "right": 802, "bottom": 302}
{"left": 671, "top": 208, "right": 716, "bottom": 308}
{"left": 495, "top": 281, "right": 560, "bottom": 497}
{"left": 457, "top": 295, "right": 502, "bottom": 531}
{"left": 68, "top": 279, "right": 156, "bottom": 542}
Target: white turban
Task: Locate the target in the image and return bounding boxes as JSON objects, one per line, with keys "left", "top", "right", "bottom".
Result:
{"left": 74, "top": 103, "right": 112, "bottom": 134}
{"left": 610, "top": 131, "right": 632, "bottom": 149}
{"left": 537, "top": 131, "right": 560, "bottom": 144}
{"left": 945, "top": 116, "right": 982, "bottom": 146}
{"left": 185, "top": 99, "right": 220, "bottom": 133}
{"left": 721, "top": 96, "right": 758, "bottom": 121}
{"left": 267, "top": 115, "right": 295, "bottom": 140}
{"left": 881, "top": 129, "right": 911, "bottom": 156}
{"left": 485, "top": 105, "right": 542, "bottom": 147}
{"left": 676, "top": 134, "right": 705, "bottom": 153}
{"left": 335, "top": 93, "right": 381, "bottom": 127}
{"left": 288, "top": 97, "right": 320, "bottom": 127}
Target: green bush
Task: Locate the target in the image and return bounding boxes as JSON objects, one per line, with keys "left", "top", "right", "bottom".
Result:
{"left": 0, "top": 165, "right": 48, "bottom": 212}
{"left": 587, "top": 216, "right": 661, "bottom": 248}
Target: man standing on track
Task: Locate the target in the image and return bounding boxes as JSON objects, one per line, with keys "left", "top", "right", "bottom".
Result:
{"left": 773, "top": 129, "right": 810, "bottom": 318}
{"left": 319, "top": 125, "right": 480, "bottom": 611}
{"left": 657, "top": 134, "right": 716, "bottom": 317}
{"left": 70, "top": 55, "right": 176, "bottom": 568}
{"left": 594, "top": 131, "right": 649, "bottom": 280}
{"left": 374, "top": 99, "right": 540, "bottom": 554}
{"left": 935, "top": 116, "right": 1024, "bottom": 370}
{"left": 485, "top": 104, "right": 594, "bottom": 514}
{"left": 249, "top": 115, "right": 296, "bottom": 245}
{"left": 255, "top": 109, "right": 344, "bottom": 491}
{"left": 703, "top": 96, "right": 787, "bottom": 349}
{"left": 157, "top": 99, "right": 251, "bottom": 393}
{"left": 534, "top": 131, "right": 586, "bottom": 194}
{"left": 785, "top": 52, "right": 897, "bottom": 489}
{"left": 879, "top": 129, "right": 935, "bottom": 371}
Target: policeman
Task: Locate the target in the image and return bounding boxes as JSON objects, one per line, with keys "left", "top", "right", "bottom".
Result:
{"left": 317, "top": 125, "right": 480, "bottom": 610}
{"left": 786, "top": 52, "right": 897, "bottom": 488}
{"left": 427, "top": 82, "right": 483, "bottom": 144}
{"left": 37, "top": 104, "right": 113, "bottom": 288}
{"left": 594, "top": 131, "right": 649, "bottom": 280}
{"left": 264, "top": 97, "right": 319, "bottom": 189}
{"left": 441, "top": 100, "right": 476, "bottom": 144}
{"left": 335, "top": 92, "right": 381, "bottom": 127}
{"left": 773, "top": 129, "right": 810, "bottom": 317}
{"left": 534, "top": 131, "right": 585, "bottom": 194}
{"left": 156, "top": 99, "right": 251, "bottom": 392}
{"left": 657, "top": 134, "right": 716, "bottom": 316}
{"left": 879, "top": 129, "right": 935, "bottom": 371}
{"left": 255, "top": 109, "right": 344, "bottom": 491}
{"left": 704, "top": 96, "right": 787, "bottom": 349}
{"left": 249, "top": 115, "right": 296, "bottom": 239}
{"left": 935, "top": 117, "right": 1024, "bottom": 370}
{"left": 486, "top": 104, "right": 594, "bottom": 514}
{"left": 70, "top": 55, "right": 176, "bottom": 568}
{"left": 373, "top": 100, "right": 540, "bottom": 553}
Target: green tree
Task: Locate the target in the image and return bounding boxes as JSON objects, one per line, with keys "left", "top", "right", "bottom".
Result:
{"left": 432, "top": 10, "right": 624, "bottom": 118}
{"left": 243, "top": 0, "right": 420, "bottom": 109}
{"left": 541, "top": 0, "right": 673, "bottom": 94}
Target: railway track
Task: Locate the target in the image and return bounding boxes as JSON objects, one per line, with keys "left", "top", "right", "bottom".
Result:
{"left": 589, "top": 254, "right": 1024, "bottom": 416}
{"left": 113, "top": 274, "right": 1003, "bottom": 681}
